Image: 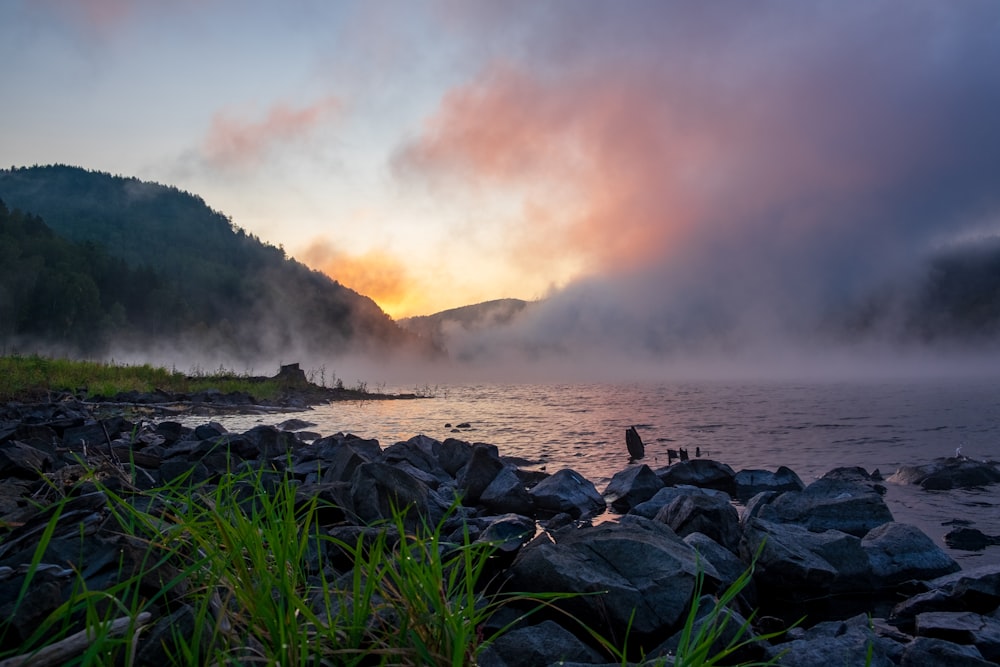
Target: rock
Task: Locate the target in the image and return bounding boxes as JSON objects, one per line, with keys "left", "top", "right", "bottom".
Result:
{"left": 914, "top": 611, "right": 1000, "bottom": 662}
{"left": 889, "top": 457, "right": 1000, "bottom": 490}
{"left": 684, "top": 532, "right": 756, "bottom": 603}
{"left": 62, "top": 417, "right": 132, "bottom": 450}
{"left": 732, "top": 466, "right": 804, "bottom": 501}
{"left": 741, "top": 518, "right": 871, "bottom": 596}
{"left": 649, "top": 595, "right": 767, "bottom": 665}
{"left": 457, "top": 443, "right": 505, "bottom": 504}
{"left": 900, "top": 636, "right": 995, "bottom": 667}
{"left": 477, "top": 513, "right": 536, "bottom": 553}
{"left": 629, "top": 485, "right": 728, "bottom": 520}
{"left": 657, "top": 459, "right": 736, "bottom": 493}
{"left": 862, "top": 523, "right": 960, "bottom": 588}
{"left": 507, "top": 521, "right": 710, "bottom": 642}
{"left": 0, "top": 440, "right": 53, "bottom": 478}
{"left": 766, "top": 613, "right": 899, "bottom": 667}
{"left": 477, "top": 619, "right": 605, "bottom": 667}
{"left": 349, "top": 462, "right": 438, "bottom": 527}
{"left": 603, "top": 464, "right": 663, "bottom": 512}
{"left": 318, "top": 442, "right": 380, "bottom": 484}
{"left": 438, "top": 437, "right": 473, "bottom": 476}
{"left": 890, "top": 564, "right": 1000, "bottom": 630}
{"left": 528, "top": 468, "right": 605, "bottom": 518}
{"left": 479, "top": 466, "right": 535, "bottom": 515}
{"left": 753, "top": 478, "right": 893, "bottom": 537}
{"left": 193, "top": 421, "right": 227, "bottom": 440}
{"left": 946, "top": 527, "right": 1000, "bottom": 551}
{"left": 276, "top": 418, "right": 316, "bottom": 431}
{"left": 383, "top": 435, "right": 452, "bottom": 485}
{"left": 656, "top": 493, "right": 741, "bottom": 553}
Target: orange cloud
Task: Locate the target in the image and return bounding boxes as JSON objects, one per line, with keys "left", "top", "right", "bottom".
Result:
{"left": 203, "top": 96, "right": 342, "bottom": 169}
{"left": 299, "top": 238, "right": 425, "bottom": 318}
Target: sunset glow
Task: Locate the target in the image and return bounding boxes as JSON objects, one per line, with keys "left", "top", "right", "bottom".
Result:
{"left": 3, "top": 1, "right": 999, "bottom": 326}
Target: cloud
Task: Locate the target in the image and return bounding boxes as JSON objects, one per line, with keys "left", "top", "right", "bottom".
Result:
{"left": 202, "top": 96, "right": 342, "bottom": 170}
{"left": 395, "top": 1, "right": 1000, "bottom": 367}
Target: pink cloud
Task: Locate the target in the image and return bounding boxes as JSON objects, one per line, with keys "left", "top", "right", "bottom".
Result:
{"left": 202, "top": 96, "right": 342, "bottom": 169}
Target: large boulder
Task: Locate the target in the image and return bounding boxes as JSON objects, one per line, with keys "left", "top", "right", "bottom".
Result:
{"left": 657, "top": 459, "right": 736, "bottom": 492}
{"left": 862, "top": 523, "right": 960, "bottom": 588}
{"left": 457, "top": 443, "right": 505, "bottom": 504}
{"left": 603, "top": 464, "right": 663, "bottom": 512}
{"left": 382, "top": 435, "right": 451, "bottom": 484}
{"left": 507, "top": 521, "right": 712, "bottom": 642}
{"left": 767, "top": 614, "right": 899, "bottom": 667}
{"left": 349, "top": 462, "right": 438, "bottom": 526}
{"left": 741, "top": 518, "right": 871, "bottom": 596}
{"left": 656, "top": 493, "right": 741, "bottom": 553}
{"left": 732, "top": 467, "right": 804, "bottom": 501}
{"left": 914, "top": 612, "right": 1000, "bottom": 662}
{"left": 889, "top": 457, "right": 1000, "bottom": 490}
{"left": 477, "top": 619, "right": 605, "bottom": 666}
{"left": 0, "top": 441, "right": 53, "bottom": 478}
{"left": 629, "top": 485, "right": 729, "bottom": 520}
{"left": 479, "top": 466, "right": 535, "bottom": 515}
{"left": 899, "top": 637, "right": 995, "bottom": 667}
{"left": 890, "top": 564, "right": 1000, "bottom": 630}
{"left": 528, "top": 468, "right": 605, "bottom": 518}
{"left": 753, "top": 478, "right": 893, "bottom": 537}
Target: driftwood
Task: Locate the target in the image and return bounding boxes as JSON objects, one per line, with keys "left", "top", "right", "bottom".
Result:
{"left": 0, "top": 612, "right": 151, "bottom": 667}
{"left": 626, "top": 425, "right": 645, "bottom": 460}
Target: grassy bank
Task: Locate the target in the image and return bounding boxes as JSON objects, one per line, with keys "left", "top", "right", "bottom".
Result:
{"left": 0, "top": 354, "right": 287, "bottom": 402}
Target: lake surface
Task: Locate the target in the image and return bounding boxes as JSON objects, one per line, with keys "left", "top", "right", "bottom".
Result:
{"left": 182, "top": 378, "right": 1000, "bottom": 567}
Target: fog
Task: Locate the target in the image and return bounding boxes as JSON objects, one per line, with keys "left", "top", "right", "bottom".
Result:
{"left": 375, "top": 1, "right": 1000, "bottom": 383}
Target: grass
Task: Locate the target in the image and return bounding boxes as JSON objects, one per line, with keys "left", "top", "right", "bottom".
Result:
{"left": 0, "top": 454, "right": 787, "bottom": 666}
{"left": 0, "top": 354, "right": 292, "bottom": 402}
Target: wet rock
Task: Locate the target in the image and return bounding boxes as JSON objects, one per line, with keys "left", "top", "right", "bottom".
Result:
{"left": 193, "top": 421, "right": 227, "bottom": 440}
{"left": 457, "top": 443, "right": 505, "bottom": 504}
{"left": 889, "top": 457, "right": 1000, "bottom": 490}
{"left": 914, "top": 611, "right": 1000, "bottom": 661}
{"left": 478, "top": 619, "right": 605, "bottom": 667}
{"left": 946, "top": 527, "right": 1000, "bottom": 551}
{"left": 477, "top": 513, "right": 536, "bottom": 553}
{"left": 900, "top": 636, "right": 995, "bottom": 667}
{"left": 767, "top": 613, "right": 899, "bottom": 667}
{"left": 276, "top": 418, "right": 316, "bottom": 431}
{"left": 732, "top": 466, "right": 804, "bottom": 501}
{"left": 890, "top": 564, "right": 1000, "bottom": 630}
{"left": 741, "top": 518, "right": 871, "bottom": 596}
{"left": 479, "top": 466, "right": 534, "bottom": 515}
{"left": 603, "top": 464, "right": 663, "bottom": 512}
{"left": 657, "top": 459, "right": 736, "bottom": 493}
{"left": 753, "top": 478, "right": 893, "bottom": 537}
{"left": 862, "top": 523, "right": 960, "bottom": 588}
{"left": 625, "top": 425, "right": 644, "bottom": 460}
{"left": 656, "top": 492, "right": 741, "bottom": 553}
{"left": 629, "top": 485, "right": 727, "bottom": 520}
{"left": 507, "top": 521, "right": 710, "bottom": 642}
{"left": 528, "top": 468, "right": 605, "bottom": 518}
{"left": 349, "top": 462, "right": 439, "bottom": 527}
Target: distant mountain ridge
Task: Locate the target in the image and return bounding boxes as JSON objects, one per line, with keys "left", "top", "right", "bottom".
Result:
{"left": 399, "top": 298, "right": 534, "bottom": 348}
{"left": 0, "top": 165, "right": 437, "bottom": 362}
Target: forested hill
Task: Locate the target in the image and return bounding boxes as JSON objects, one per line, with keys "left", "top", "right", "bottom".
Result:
{"left": 0, "top": 165, "right": 437, "bottom": 362}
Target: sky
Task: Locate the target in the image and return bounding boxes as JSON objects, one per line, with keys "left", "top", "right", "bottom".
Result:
{"left": 2, "top": 1, "right": 1000, "bottom": 349}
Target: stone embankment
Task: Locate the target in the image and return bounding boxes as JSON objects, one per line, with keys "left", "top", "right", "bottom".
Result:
{"left": 2, "top": 399, "right": 1000, "bottom": 665}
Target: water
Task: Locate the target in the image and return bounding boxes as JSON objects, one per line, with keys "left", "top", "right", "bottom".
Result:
{"left": 181, "top": 378, "right": 1000, "bottom": 567}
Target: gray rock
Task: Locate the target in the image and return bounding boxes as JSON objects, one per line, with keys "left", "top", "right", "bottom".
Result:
{"left": 507, "top": 521, "right": 708, "bottom": 641}
{"left": 438, "top": 437, "right": 473, "bottom": 476}
{"left": 741, "top": 518, "right": 871, "bottom": 595}
{"left": 477, "top": 513, "right": 536, "bottom": 553}
{"left": 889, "top": 457, "right": 1000, "bottom": 490}
{"left": 649, "top": 594, "right": 767, "bottom": 665}
{"left": 656, "top": 493, "right": 741, "bottom": 553}
{"left": 349, "top": 462, "right": 436, "bottom": 527}
{"left": 900, "top": 636, "right": 994, "bottom": 667}
{"left": 862, "top": 522, "right": 960, "bottom": 588}
{"left": 603, "top": 464, "right": 663, "bottom": 512}
{"left": 684, "top": 532, "right": 754, "bottom": 598}
{"left": 769, "top": 614, "right": 898, "bottom": 667}
{"left": 630, "top": 485, "right": 728, "bottom": 520}
{"left": 890, "top": 564, "right": 1000, "bottom": 630}
{"left": 657, "top": 459, "right": 736, "bottom": 492}
{"left": 754, "top": 478, "right": 893, "bottom": 537}
{"left": 318, "top": 443, "right": 378, "bottom": 483}
{"left": 457, "top": 443, "right": 506, "bottom": 504}
{"left": 915, "top": 611, "right": 1000, "bottom": 662}
{"left": 0, "top": 440, "right": 53, "bottom": 478}
{"left": 383, "top": 435, "right": 451, "bottom": 484}
{"left": 732, "top": 466, "right": 804, "bottom": 501}
{"left": 478, "top": 619, "right": 605, "bottom": 666}
{"left": 480, "top": 466, "right": 535, "bottom": 515}
{"left": 528, "top": 468, "right": 606, "bottom": 518}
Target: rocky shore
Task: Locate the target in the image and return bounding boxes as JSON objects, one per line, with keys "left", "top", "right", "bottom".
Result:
{"left": 2, "top": 398, "right": 1000, "bottom": 665}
